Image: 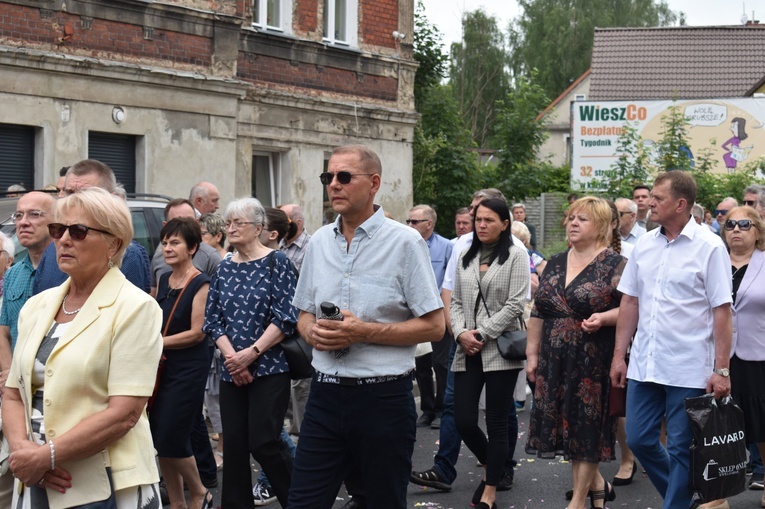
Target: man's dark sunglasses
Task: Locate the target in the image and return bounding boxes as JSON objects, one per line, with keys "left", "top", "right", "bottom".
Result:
{"left": 714, "top": 209, "right": 729, "bottom": 216}
{"left": 319, "top": 171, "right": 374, "bottom": 185}
{"left": 724, "top": 219, "right": 753, "bottom": 231}
{"left": 48, "top": 223, "right": 113, "bottom": 241}
{"left": 744, "top": 200, "right": 757, "bottom": 207}
{"left": 406, "top": 219, "right": 428, "bottom": 225}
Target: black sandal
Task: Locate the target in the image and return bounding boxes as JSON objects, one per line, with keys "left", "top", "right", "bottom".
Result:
{"left": 566, "top": 488, "right": 593, "bottom": 501}
{"left": 409, "top": 468, "right": 452, "bottom": 491}
{"left": 589, "top": 482, "right": 616, "bottom": 509}
{"left": 200, "top": 489, "right": 213, "bottom": 509}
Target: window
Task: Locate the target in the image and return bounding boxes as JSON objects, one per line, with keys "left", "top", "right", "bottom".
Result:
{"left": 323, "top": 0, "right": 357, "bottom": 46}
{"left": 252, "top": 152, "right": 281, "bottom": 207}
{"left": 0, "top": 123, "right": 35, "bottom": 193}
{"left": 253, "top": 0, "right": 292, "bottom": 33}
{"left": 88, "top": 132, "right": 137, "bottom": 193}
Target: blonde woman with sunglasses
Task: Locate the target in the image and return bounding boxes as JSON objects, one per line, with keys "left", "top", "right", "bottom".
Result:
{"left": 2, "top": 188, "right": 163, "bottom": 508}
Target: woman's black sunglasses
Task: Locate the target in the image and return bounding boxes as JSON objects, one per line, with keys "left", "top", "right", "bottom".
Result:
{"left": 724, "top": 219, "right": 753, "bottom": 231}
{"left": 48, "top": 223, "right": 113, "bottom": 241}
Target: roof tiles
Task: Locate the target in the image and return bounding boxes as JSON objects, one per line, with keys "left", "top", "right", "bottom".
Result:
{"left": 590, "top": 26, "right": 765, "bottom": 100}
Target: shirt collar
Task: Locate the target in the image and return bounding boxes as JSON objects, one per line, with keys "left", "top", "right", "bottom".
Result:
{"left": 333, "top": 205, "right": 385, "bottom": 239}
{"left": 659, "top": 215, "right": 697, "bottom": 241}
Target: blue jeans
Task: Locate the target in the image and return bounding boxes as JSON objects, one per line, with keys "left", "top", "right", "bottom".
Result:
{"left": 626, "top": 380, "right": 704, "bottom": 509}
{"left": 750, "top": 443, "right": 764, "bottom": 475}
{"left": 257, "top": 427, "right": 297, "bottom": 487}
{"left": 432, "top": 341, "right": 518, "bottom": 485}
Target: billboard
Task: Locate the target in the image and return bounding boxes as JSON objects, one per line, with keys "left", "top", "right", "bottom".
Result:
{"left": 570, "top": 98, "right": 765, "bottom": 190}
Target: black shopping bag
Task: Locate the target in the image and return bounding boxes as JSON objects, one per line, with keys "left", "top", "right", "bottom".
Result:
{"left": 684, "top": 394, "right": 747, "bottom": 503}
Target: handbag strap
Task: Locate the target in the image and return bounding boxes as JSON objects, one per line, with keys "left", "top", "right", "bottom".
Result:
{"left": 162, "top": 271, "right": 201, "bottom": 336}
{"left": 473, "top": 276, "right": 527, "bottom": 331}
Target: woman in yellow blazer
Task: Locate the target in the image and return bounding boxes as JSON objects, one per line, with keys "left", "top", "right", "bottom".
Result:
{"left": 450, "top": 198, "right": 530, "bottom": 509}
{"left": 3, "top": 188, "right": 163, "bottom": 509}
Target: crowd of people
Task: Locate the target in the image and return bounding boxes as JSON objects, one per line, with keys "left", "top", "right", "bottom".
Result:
{"left": 0, "top": 147, "right": 762, "bottom": 509}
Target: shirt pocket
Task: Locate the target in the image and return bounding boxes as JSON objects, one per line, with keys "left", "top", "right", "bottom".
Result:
{"left": 663, "top": 268, "right": 700, "bottom": 303}
{"left": 357, "top": 275, "right": 402, "bottom": 320}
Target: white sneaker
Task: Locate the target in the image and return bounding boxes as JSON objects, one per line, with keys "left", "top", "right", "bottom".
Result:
{"left": 253, "top": 481, "right": 277, "bottom": 506}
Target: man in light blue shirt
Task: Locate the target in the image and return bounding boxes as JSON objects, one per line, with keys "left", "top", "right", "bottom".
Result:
{"left": 288, "top": 145, "right": 444, "bottom": 509}
{"left": 407, "top": 204, "right": 452, "bottom": 429}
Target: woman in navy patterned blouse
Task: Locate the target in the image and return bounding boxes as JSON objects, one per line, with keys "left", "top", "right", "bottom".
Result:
{"left": 203, "top": 197, "right": 298, "bottom": 509}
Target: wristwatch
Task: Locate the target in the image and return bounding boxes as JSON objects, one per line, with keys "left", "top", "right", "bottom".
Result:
{"left": 714, "top": 368, "right": 730, "bottom": 377}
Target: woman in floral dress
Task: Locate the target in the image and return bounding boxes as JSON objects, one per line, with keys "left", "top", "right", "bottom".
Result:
{"left": 526, "top": 196, "right": 626, "bottom": 509}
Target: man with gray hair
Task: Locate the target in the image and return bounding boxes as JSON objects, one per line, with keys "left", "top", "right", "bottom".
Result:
{"left": 407, "top": 204, "right": 453, "bottom": 429}
{"left": 713, "top": 197, "right": 738, "bottom": 234}
{"left": 280, "top": 203, "right": 311, "bottom": 273}
{"left": 189, "top": 182, "right": 220, "bottom": 217}
{"left": 279, "top": 203, "right": 312, "bottom": 442}
{"left": 744, "top": 184, "right": 765, "bottom": 220}
{"left": 615, "top": 198, "right": 645, "bottom": 245}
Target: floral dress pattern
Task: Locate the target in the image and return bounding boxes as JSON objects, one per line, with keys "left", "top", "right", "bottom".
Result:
{"left": 526, "top": 248, "right": 625, "bottom": 463}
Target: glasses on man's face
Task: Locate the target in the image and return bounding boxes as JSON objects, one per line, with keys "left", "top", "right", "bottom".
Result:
{"left": 48, "top": 223, "right": 113, "bottom": 241}
{"left": 319, "top": 171, "right": 375, "bottom": 186}
{"left": 744, "top": 200, "right": 757, "bottom": 207}
{"left": 406, "top": 219, "right": 428, "bottom": 225}
{"left": 224, "top": 220, "right": 255, "bottom": 230}
{"left": 714, "top": 209, "right": 729, "bottom": 217}
{"left": 12, "top": 210, "right": 47, "bottom": 223}
{"left": 200, "top": 230, "right": 211, "bottom": 236}
{"left": 618, "top": 211, "right": 633, "bottom": 217}
{"left": 724, "top": 219, "right": 753, "bottom": 231}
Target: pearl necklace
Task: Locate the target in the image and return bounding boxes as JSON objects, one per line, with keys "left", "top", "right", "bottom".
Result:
{"left": 61, "top": 294, "right": 82, "bottom": 315}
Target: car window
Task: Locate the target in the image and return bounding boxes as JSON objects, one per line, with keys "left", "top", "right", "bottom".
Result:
{"left": 131, "top": 209, "right": 153, "bottom": 257}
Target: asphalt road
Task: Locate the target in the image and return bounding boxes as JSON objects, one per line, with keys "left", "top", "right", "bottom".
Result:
{"left": 199, "top": 406, "right": 764, "bottom": 508}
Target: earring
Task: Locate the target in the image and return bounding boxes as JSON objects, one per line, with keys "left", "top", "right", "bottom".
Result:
{"left": 108, "top": 258, "right": 114, "bottom": 269}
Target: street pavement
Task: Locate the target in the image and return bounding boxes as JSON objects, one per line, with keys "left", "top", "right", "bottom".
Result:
{"left": 200, "top": 406, "right": 763, "bottom": 508}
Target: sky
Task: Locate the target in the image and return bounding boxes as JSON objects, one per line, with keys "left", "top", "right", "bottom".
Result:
{"left": 420, "top": 0, "right": 759, "bottom": 50}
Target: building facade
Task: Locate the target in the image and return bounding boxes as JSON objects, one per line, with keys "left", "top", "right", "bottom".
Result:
{"left": 0, "top": 0, "right": 418, "bottom": 229}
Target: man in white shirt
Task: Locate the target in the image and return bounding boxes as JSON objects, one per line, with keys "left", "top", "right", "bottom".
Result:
{"left": 611, "top": 171, "right": 732, "bottom": 509}
{"left": 615, "top": 198, "right": 645, "bottom": 245}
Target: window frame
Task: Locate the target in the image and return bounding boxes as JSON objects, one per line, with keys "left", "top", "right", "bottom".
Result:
{"left": 323, "top": 0, "right": 358, "bottom": 47}
{"left": 252, "top": 151, "right": 282, "bottom": 208}
{"left": 252, "top": 0, "right": 293, "bottom": 34}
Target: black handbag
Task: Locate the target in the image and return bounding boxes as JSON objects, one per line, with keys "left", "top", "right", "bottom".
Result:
{"left": 475, "top": 285, "right": 527, "bottom": 361}
{"left": 267, "top": 253, "right": 314, "bottom": 380}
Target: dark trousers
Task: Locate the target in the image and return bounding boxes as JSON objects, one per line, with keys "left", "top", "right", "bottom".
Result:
{"left": 191, "top": 410, "right": 217, "bottom": 481}
{"left": 192, "top": 346, "right": 218, "bottom": 482}
{"left": 415, "top": 353, "right": 438, "bottom": 416}
{"left": 431, "top": 332, "right": 451, "bottom": 413}
{"left": 454, "top": 354, "right": 519, "bottom": 486}
{"left": 220, "top": 373, "right": 292, "bottom": 508}
{"left": 432, "top": 341, "right": 517, "bottom": 484}
{"left": 287, "top": 376, "right": 417, "bottom": 509}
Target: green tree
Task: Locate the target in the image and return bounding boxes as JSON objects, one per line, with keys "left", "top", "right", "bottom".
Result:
{"left": 509, "top": 0, "right": 679, "bottom": 100}
{"left": 449, "top": 9, "right": 510, "bottom": 148}
{"left": 491, "top": 72, "right": 568, "bottom": 200}
{"left": 654, "top": 105, "right": 693, "bottom": 171}
{"left": 411, "top": 6, "right": 481, "bottom": 237}
{"left": 412, "top": 88, "right": 480, "bottom": 238}
{"left": 599, "top": 122, "right": 651, "bottom": 198}
{"left": 412, "top": 0, "right": 448, "bottom": 110}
